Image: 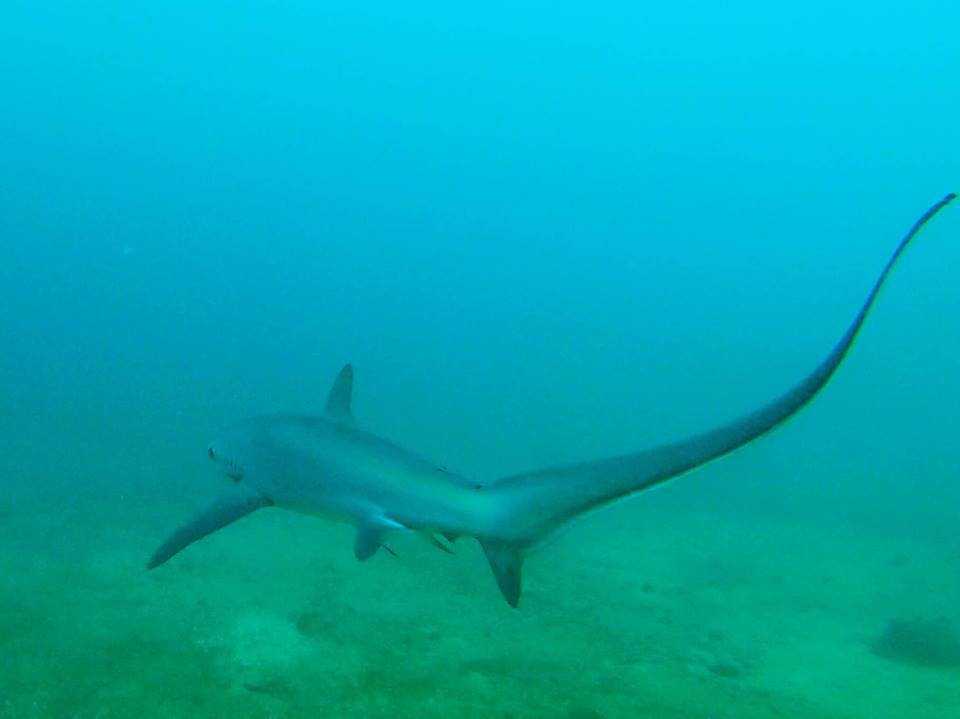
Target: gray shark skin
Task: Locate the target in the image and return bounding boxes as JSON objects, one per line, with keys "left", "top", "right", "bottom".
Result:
{"left": 148, "top": 194, "right": 955, "bottom": 607}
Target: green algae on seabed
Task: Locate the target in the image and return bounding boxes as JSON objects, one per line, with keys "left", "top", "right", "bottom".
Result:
{"left": 871, "top": 617, "right": 960, "bottom": 668}
{"left": 4, "top": 493, "right": 960, "bottom": 719}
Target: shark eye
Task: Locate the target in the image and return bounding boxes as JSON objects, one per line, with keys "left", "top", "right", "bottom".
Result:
{"left": 208, "top": 447, "right": 215, "bottom": 459}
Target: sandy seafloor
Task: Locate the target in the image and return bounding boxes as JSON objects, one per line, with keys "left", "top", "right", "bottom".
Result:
{"left": 2, "top": 427, "right": 958, "bottom": 719}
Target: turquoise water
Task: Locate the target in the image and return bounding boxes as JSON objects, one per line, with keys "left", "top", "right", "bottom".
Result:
{"left": 1, "top": 2, "right": 959, "bottom": 717}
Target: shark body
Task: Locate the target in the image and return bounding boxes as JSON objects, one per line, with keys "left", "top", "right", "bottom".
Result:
{"left": 149, "top": 194, "right": 955, "bottom": 606}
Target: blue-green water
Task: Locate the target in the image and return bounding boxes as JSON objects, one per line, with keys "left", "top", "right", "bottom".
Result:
{"left": 1, "top": 2, "right": 959, "bottom": 717}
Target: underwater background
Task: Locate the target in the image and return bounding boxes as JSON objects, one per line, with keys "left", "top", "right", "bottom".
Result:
{"left": 1, "top": 1, "right": 959, "bottom": 717}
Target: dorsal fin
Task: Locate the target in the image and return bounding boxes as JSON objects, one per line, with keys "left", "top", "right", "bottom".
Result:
{"left": 325, "top": 364, "right": 354, "bottom": 422}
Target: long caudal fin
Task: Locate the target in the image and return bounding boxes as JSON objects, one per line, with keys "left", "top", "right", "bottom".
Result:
{"left": 482, "top": 194, "right": 955, "bottom": 607}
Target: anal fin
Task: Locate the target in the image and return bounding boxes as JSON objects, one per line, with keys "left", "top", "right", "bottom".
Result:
{"left": 354, "top": 517, "right": 404, "bottom": 561}
{"left": 354, "top": 526, "right": 386, "bottom": 561}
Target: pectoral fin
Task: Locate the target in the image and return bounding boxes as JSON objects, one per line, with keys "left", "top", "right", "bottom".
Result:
{"left": 147, "top": 487, "right": 271, "bottom": 569}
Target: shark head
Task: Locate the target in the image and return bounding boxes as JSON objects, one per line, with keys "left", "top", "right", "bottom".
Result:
{"left": 206, "top": 431, "right": 249, "bottom": 483}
